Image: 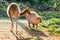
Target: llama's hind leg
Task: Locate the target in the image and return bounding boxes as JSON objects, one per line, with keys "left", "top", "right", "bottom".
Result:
{"left": 10, "top": 17, "right": 14, "bottom": 33}
{"left": 16, "top": 16, "right": 18, "bottom": 34}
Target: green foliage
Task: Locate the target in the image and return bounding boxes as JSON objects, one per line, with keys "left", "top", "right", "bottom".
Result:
{"left": 0, "top": 2, "right": 8, "bottom": 18}
{"left": 38, "top": 11, "right": 60, "bottom": 20}
{"left": 0, "top": 2, "right": 8, "bottom": 11}
{"left": 1, "top": 0, "right": 60, "bottom": 11}
{"left": 39, "top": 18, "right": 60, "bottom": 36}
{"left": 18, "top": 3, "right": 31, "bottom": 10}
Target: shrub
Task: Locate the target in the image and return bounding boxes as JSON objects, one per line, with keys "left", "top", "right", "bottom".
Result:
{"left": 39, "top": 18, "right": 60, "bottom": 36}
{"left": 38, "top": 11, "right": 60, "bottom": 20}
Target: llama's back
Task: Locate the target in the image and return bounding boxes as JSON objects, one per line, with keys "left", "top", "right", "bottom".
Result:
{"left": 7, "top": 3, "right": 20, "bottom": 18}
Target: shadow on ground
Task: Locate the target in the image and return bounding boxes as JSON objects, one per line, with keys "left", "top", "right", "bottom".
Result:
{"left": 14, "top": 22, "right": 48, "bottom": 40}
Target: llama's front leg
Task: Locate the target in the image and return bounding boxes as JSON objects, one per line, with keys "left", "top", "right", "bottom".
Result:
{"left": 16, "top": 19, "right": 18, "bottom": 34}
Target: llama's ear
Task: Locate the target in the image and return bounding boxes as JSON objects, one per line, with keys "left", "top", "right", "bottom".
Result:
{"left": 27, "top": 7, "right": 29, "bottom": 9}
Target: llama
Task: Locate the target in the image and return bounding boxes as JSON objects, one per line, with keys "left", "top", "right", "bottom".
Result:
{"left": 20, "top": 9, "right": 42, "bottom": 29}
{"left": 7, "top": 3, "right": 31, "bottom": 33}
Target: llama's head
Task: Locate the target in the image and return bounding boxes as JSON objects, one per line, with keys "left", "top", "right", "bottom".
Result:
{"left": 20, "top": 9, "right": 31, "bottom": 16}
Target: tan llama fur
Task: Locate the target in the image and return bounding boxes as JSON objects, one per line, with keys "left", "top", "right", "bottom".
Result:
{"left": 7, "top": 3, "right": 31, "bottom": 34}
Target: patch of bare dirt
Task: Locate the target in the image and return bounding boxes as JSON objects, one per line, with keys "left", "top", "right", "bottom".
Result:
{"left": 0, "top": 20, "right": 60, "bottom": 40}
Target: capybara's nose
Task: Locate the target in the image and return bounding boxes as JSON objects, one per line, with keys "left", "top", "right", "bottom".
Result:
{"left": 40, "top": 19, "right": 42, "bottom": 23}
{"left": 40, "top": 18, "right": 42, "bottom": 23}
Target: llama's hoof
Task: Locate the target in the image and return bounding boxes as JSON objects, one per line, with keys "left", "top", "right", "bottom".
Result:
{"left": 10, "top": 30, "right": 13, "bottom": 33}
{"left": 16, "top": 32, "right": 17, "bottom": 34}
{"left": 16, "top": 31, "right": 18, "bottom": 34}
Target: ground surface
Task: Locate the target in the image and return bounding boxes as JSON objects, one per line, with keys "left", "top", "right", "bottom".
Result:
{"left": 0, "top": 19, "right": 60, "bottom": 40}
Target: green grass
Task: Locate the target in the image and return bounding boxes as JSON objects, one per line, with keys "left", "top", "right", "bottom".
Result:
{"left": 39, "top": 18, "right": 60, "bottom": 36}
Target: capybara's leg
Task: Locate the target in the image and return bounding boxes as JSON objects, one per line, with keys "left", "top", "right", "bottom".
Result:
{"left": 33, "top": 24, "right": 35, "bottom": 28}
{"left": 36, "top": 24, "right": 38, "bottom": 29}
{"left": 28, "top": 22, "right": 30, "bottom": 28}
